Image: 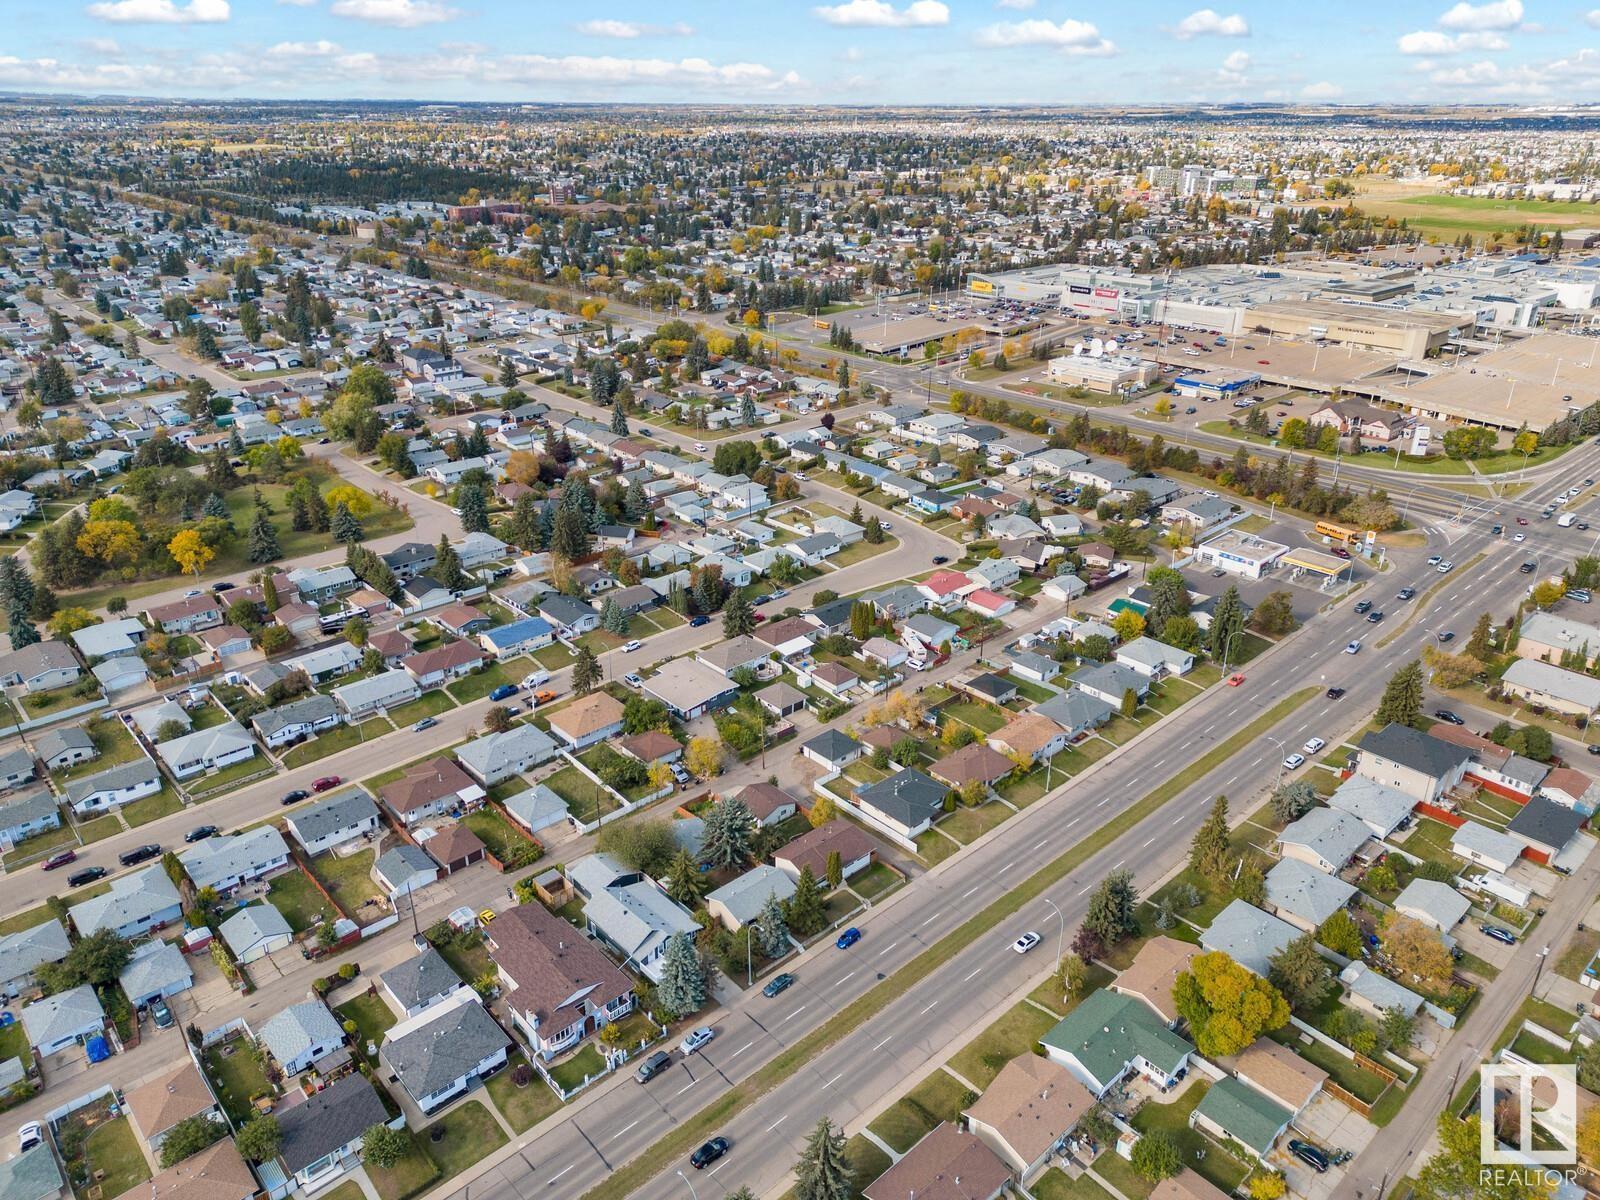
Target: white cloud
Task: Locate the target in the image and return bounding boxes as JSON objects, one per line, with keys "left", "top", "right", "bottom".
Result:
{"left": 404, "top": 52, "right": 802, "bottom": 93}
{"left": 328, "top": 0, "right": 456, "bottom": 27}
{"left": 813, "top": 1, "right": 948, "bottom": 29}
{"left": 1397, "top": 28, "right": 1508, "bottom": 52}
{"left": 995, "top": 0, "right": 1035, "bottom": 7}
{"left": 1220, "top": 49, "right": 1250, "bottom": 72}
{"left": 1171, "top": 9, "right": 1249, "bottom": 39}
{"left": 976, "top": 17, "right": 1115, "bottom": 54}
{"left": 574, "top": 19, "right": 694, "bottom": 38}
{"left": 1437, "top": 0, "right": 1522, "bottom": 31}
{"left": 276, "top": 0, "right": 317, "bottom": 6}
{"left": 267, "top": 40, "right": 343, "bottom": 56}
{"left": 1589, "top": 10, "right": 1600, "bottom": 29}
{"left": 1301, "top": 80, "right": 1344, "bottom": 99}
{"left": 86, "top": 0, "right": 229, "bottom": 23}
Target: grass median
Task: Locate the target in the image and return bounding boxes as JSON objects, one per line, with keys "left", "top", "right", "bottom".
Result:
{"left": 576, "top": 685, "right": 1319, "bottom": 1200}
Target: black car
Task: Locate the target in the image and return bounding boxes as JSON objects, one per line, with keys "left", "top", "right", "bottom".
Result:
{"left": 211, "top": 581, "right": 236, "bottom": 592}
{"left": 762, "top": 972, "right": 796, "bottom": 998}
{"left": 1326, "top": 687, "right": 1346, "bottom": 699}
{"left": 932, "top": 555, "right": 949, "bottom": 565}
{"left": 1366, "top": 610, "right": 1384, "bottom": 623}
{"left": 281, "top": 789, "right": 309, "bottom": 805}
{"left": 634, "top": 1050, "right": 672, "bottom": 1083}
{"left": 1521, "top": 562, "right": 1537, "bottom": 574}
{"left": 68, "top": 866, "right": 107, "bottom": 888}
{"left": 1589, "top": 744, "right": 1600, "bottom": 756}
{"left": 1288, "top": 1140, "right": 1329, "bottom": 1173}
{"left": 1433, "top": 709, "right": 1465, "bottom": 726}
{"left": 119, "top": 843, "right": 161, "bottom": 867}
{"left": 1353, "top": 600, "right": 1372, "bottom": 614}
{"left": 1396, "top": 587, "right": 1416, "bottom": 601}
{"left": 690, "top": 1138, "right": 730, "bottom": 1170}
{"left": 185, "top": 825, "right": 219, "bottom": 843}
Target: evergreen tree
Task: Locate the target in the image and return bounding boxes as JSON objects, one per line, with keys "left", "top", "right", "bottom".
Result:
{"left": 1466, "top": 611, "right": 1496, "bottom": 661}
{"left": 456, "top": 482, "right": 490, "bottom": 534}
{"left": 201, "top": 492, "right": 229, "bottom": 522}
{"left": 600, "top": 596, "right": 628, "bottom": 635}
{"left": 0, "top": 557, "right": 34, "bottom": 615}
{"left": 192, "top": 322, "right": 220, "bottom": 360}
{"left": 785, "top": 866, "right": 827, "bottom": 935}
{"left": 247, "top": 509, "right": 281, "bottom": 563}
{"left": 610, "top": 402, "right": 628, "bottom": 436}
{"left": 1190, "top": 795, "right": 1232, "bottom": 880}
{"left": 623, "top": 477, "right": 648, "bottom": 522}
{"left": 499, "top": 357, "right": 518, "bottom": 389}
{"left": 1268, "top": 934, "right": 1335, "bottom": 1012}
{"left": 506, "top": 493, "right": 541, "bottom": 551}
{"left": 28, "top": 583, "right": 57, "bottom": 622}
{"left": 551, "top": 507, "right": 592, "bottom": 561}
{"left": 8, "top": 612, "right": 39, "bottom": 648}
{"left": 754, "top": 891, "right": 789, "bottom": 957}
{"left": 572, "top": 646, "right": 600, "bottom": 695}
{"left": 262, "top": 573, "right": 279, "bottom": 613}
{"left": 1206, "top": 585, "right": 1246, "bottom": 661}
{"left": 330, "top": 502, "right": 364, "bottom": 544}
{"left": 722, "top": 592, "right": 756, "bottom": 638}
{"left": 433, "top": 535, "right": 466, "bottom": 590}
{"left": 699, "top": 796, "right": 755, "bottom": 870}
{"left": 205, "top": 447, "right": 238, "bottom": 491}
{"left": 1376, "top": 660, "right": 1425, "bottom": 728}
{"left": 740, "top": 393, "right": 757, "bottom": 427}
{"left": 1083, "top": 868, "right": 1139, "bottom": 946}
{"left": 663, "top": 850, "right": 705, "bottom": 906}
{"left": 655, "top": 931, "right": 707, "bottom": 1016}
{"left": 794, "top": 1118, "right": 853, "bottom": 1200}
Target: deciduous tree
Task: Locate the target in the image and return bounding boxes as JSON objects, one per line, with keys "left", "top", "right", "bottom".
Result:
{"left": 1173, "top": 950, "right": 1289, "bottom": 1057}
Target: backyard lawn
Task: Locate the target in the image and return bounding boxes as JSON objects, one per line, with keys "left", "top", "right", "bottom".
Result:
{"left": 544, "top": 764, "right": 622, "bottom": 825}
{"left": 204, "top": 1038, "right": 274, "bottom": 1124}
{"left": 310, "top": 848, "right": 384, "bottom": 920}
{"left": 487, "top": 1054, "right": 564, "bottom": 1132}
{"left": 946, "top": 998, "right": 1059, "bottom": 1090}
{"left": 866, "top": 1068, "right": 970, "bottom": 1154}
{"left": 267, "top": 866, "right": 332, "bottom": 932}
{"left": 422, "top": 1099, "right": 508, "bottom": 1180}
{"left": 1131, "top": 1083, "right": 1250, "bottom": 1195}
{"left": 337, "top": 993, "right": 397, "bottom": 1048}
{"left": 82, "top": 1117, "right": 150, "bottom": 1200}
{"left": 461, "top": 807, "right": 538, "bottom": 863}
{"left": 1033, "top": 1169, "right": 1116, "bottom": 1200}
{"left": 941, "top": 701, "right": 1007, "bottom": 734}
{"left": 55, "top": 716, "right": 142, "bottom": 781}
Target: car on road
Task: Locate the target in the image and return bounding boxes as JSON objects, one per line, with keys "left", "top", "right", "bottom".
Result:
{"left": 690, "top": 1138, "right": 730, "bottom": 1170}
{"left": 211, "top": 581, "right": 235, "bottom": 592}
{"left": 521, "top": 670, "right": 551, "bottom": 690}
{"left": 1303, "top": 737, "right": 1326, "bottom": 754}
{"left": 1012, "top": 931, "right": 1041, "bottom": 954}
{"left": 488, "top": 684, "right": 519, "bottom": 702}
{"left": 42, "top": 850, "right": 77, "bottom": 871}
{"left": 1283, "top": 753, "right": 1306, "bottom": 771}
{"left": 185, "top": 825, "right": 219, "bottom": 843}
{"left": 184, "top": 588, "right": 202, "bottom": 598}
{"left": 770, "top": 588, "right": 789, "bottom": 599}
{"left": 690, "top": 615, "right": 710, "bottom": 627}
{"left": 1491, "top": 525, "right": 1502, "bottom": 535}
{"left": 119, "top": 844, "right": 161, "bottom": 868}
{"left": 794, "top": 472, "right": 808, "bottom": 481}
{"left": 1482, "top": 925, "right": 1518, "bottom": 945}
{"left": 1427, "top": 556, "right": 1442, "bottom": 566}
{"left": 1331, "top": 547, "right": 1350, "bottom": 559}
{"left": 413, "top": 717, "right": 438, "bottom": 731}
{"left": 693, "top": 442, "right": 708, "bottom": 453}
{"left": 282, "top": 788, "right": 309, "bottom": 805}
{"left": 534, "top": 690, "right": 558, "bottom": 706}
{"left": 68, "top": 867, "right": 107, "bottom": 888}
{"left": 1521, "top": 561, "right": 1537, "bottom": 573}
{"left": 1344, "top": 641, "right": 1362, "bottom": 654}
{"left": 312, "top": 776, "right": 341, "bottom": 792}
{"left": 1326, "top": 687, "right": 1346, "bottom": 699}
{"left": 1437, "top": 631, "right": 1455, "bottom": 643}
{"left": 623, "top": 673, "right": 644, "bottom": 689}
{"left": 635, "top": 1050, "right": 672, "bottom": 1083}
{"left": 150, "top": 998, "right": 174, "bottom": 1029}
{"left": 1288, "top": 1140, "right": 1330, "bottom": 1173}
{"left": 1366, "top": 610, "right": 1384, "bottom": 623}
{"left": 1397, "top": 588, "right": 1416, "bottom": 601}
{"left": 1517, "top": 517, "right": 1529, "bottom": 525}
{"left": 679, "top": 1027, "right": 716, "bottom": 1055}
{"left": 1185, "top": 406, "right": 1197, "bottom": 414}
{"left": 1433, "top": 709, "right": 1465, "bottom": 725}
{"left": 19, "top": 1122, "right": 43, "bottom": 1154}
{"left": 1354, "top": 600, "right": 1372, "bottom": 614}
{"left": 1226, "top": 673, "right": 1246, "bottom": 687}
{"left": 932, "top": 555, "right": 949, "bottom": 565}
{"left": 621, "top": 639, "right": 642, "bottom": 653}
{"left": 836, "top": 927, "right": 862, "bottom": 949}
{"left": 762, "top": 973, "right": 796, "bottom": 998}
{"left": 1438, "top": 560, "right": 1454, "bottom": 573}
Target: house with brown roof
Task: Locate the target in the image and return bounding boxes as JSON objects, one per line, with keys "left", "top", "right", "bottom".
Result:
{"left": 435, "top": 604, "right": 493, "bottom": 638}
{"left": 863, "top": 1123, "right": 1011, "bottom": 1200}
{"left": 548, "top": 692, "right": 626, "bottom": 749}
{"left": 488, "top": 901, "right": 636, "bottom": 1062}
{"left": 733, "top": 782, "right": 797, "bottom": 827}
{"left": 807, "top": 660, "right": 860, "bottom": 697}
{"left": 618, "top": 731, "right": 683, "bottom": 765}
{"left": 1111, "top": 935, "right": 1200, "bottom": 1025}
{"left": 1151, "top": 1171, "right": 1233, "bottom": 1200}
{"left": 369, "top": 629, "right": 414, "bottom": 667}
{"left": 124, "top": 1060, "right": 222, "bottom": 1154}
{"left": 965, "top": 1055, "right": 1095, "bottom": 1183}
{"left": 755, "top": 616, "right": 818, "bottom": 657}
{"left": 773, "top": 819, "right": 877, "bottom": 882}
{"left": 144, "top": 594, "right": 224, "bottom": 635}
{"left": 1226, "top": 1037, "right": 1327, "bottom": 1121}
{"left": 930, "top": 742, "right": 1016, "bottom": 790}
{"left": 402, "top": 640, "right": 488, "bottom": 690}
{"left": 988, "top": 712, "right": 1070, "bottom": 765}
{"left": 110, "top": 1140, "right": 255, "bottom": 1200}
{"left": 424, "top": 823, "right": 487, "bottom": 874}
{"left": 379, "top": 758, "right": 487, "bottom": 827}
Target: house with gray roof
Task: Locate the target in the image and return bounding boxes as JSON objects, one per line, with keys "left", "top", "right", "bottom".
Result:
{"left": 455, "top": 723, "right": 558, "bottom": 786}
{"left": 1069, "top": 661, "right": 1150, "bottom": 707}
{"left": 70, "top": 864, "right": 181, "bottom": 939}
{"left": 63, "top": 758, "right": 162, "bottom": 816}
{"left": 503, "top": 784, "right": 570, "bottom": 837}
{"left": 1507, "top": 795, "right": 1585, "bottom": 862}
{"left": 0, "top": 639, "right": 81, "bottom": 691}
{"left": 0, "top": 918, "right": 70, "bottom": 998}
{"left": 260, "top": 999, "right": 345, "bottom": 1075}
{"left": 181, "top": 826, "right": 289, "bottom": 894}
{"left": 1500, "top": 657, "right": 1600, "bottom": 717}
{"left": 1114, "top": 637, "right": 1195, "bottom": 679}
{"left": 1032, "top": 689, "right": 1114, "bottom": 739}
{"left": 1326, "top": 775, "right": 1415, "bottom": 838}
{"left": 156, "top": 721, "right": 256, "bottom": 779}
{"left": 276, "top": 1072, "right": 394, "bottom": 1192}
{"left": 118, "top": 939, "right": 193, "bottom": 1007}
{"left": 380, "top": 948, "right": 464, "bottom": 1018}
{"left": 572, "top": 853, "right": 698, "bottom": 982}
{"left": 34, "top": 726, "right": 95, "bottom": 772}
{"left": 0, "top": 746, "right": 37, "bottom": 793}
{"left": 801, "top": 728, "right": 862, "bottom": 770}
{"left": 379, "top": 993, "right": 509, "bottom": 1115}
{"left": 853, "top": 769, "right": 949, "bottom": 843}
{"left": 374, "top": 844, "right": 439, "bottom": 901}
{"left": 1394, "top": 879, "right": 1471, "bottom": 936}
{"left": 1355, "top": 723, "right": 1472, "bottom": 805}
{"left": 332, "top": 669, "right": 421, "bottom": 720}
{"left": 706, "top": 865, "right": 797, "bottom": 932}
{"left": 250, "top": 693, "right": 343, "bottom": 749}
{"left": 1263, "top": 858, "right": 1356, "bottom": 933}
{"left": 1340, "top": 961, "right": 1425, "bottom": 1020}
{"left": 1451, "top": 820, "right": 1524, "bottom": 873}
{"left": 285, "top": 788, "right": 380, "bottom": 855}
{"left": 220, "top": 904, "right": 295, "bottom": 963}
{"left": 0, "top": 790, "right": 59, "bottom": 847}
{"left": 21, "top": 984, "right": 104, "bottom": 1055}
{"left": 0, "top": 1146, "right": 64, "bottom": 1200}
{"left": 1276, "top": 807, "right": 1372, "bottom": 873}
{"left": 1201, "top": 900, "right": 1299, "bottom": 978}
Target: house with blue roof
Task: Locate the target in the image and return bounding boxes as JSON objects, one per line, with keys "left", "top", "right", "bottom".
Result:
{"left": 477, "top": 616, "right": 555, "bottom": 659}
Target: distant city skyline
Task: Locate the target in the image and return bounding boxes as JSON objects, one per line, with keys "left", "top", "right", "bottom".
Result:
{"left": 3, "top": 0, "right": 1600, "bottom": 105}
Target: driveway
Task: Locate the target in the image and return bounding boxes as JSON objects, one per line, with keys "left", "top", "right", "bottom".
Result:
{"left": 1267, "top": 1095, "right": 1376, "bottom": 1200}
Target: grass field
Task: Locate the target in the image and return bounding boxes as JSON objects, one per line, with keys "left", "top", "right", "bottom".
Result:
{"left": 204, "top": 1038, "right": 274, "bottom": 1124}
{"left": 310, "top": 847, "right": 382, "bottom": 919}
{"left": 81, "top": 1117, "right": 151, "bottom": 1200}
{"left": 946, "top": 999, "right": 1059, "bottom": 1090}
{"left": 337, "top": 992, "right": 397, "bottom": 1048}
{"left": 422, "top": 1099, "right": 508, "bottom": 1181}
{"left": 267, "top": 866, "right": 332, "bottom": 931}
{"left": 487, "top": 1053, "right": 563, "bottom": 1132}
{"left": 282, "top": 718, "right": 393, "bottom": 768}
{"left": 866, "top": 1068, "right": 970, "bottom": 1154}
{"left": 365, "top": 1130, "right": 440, "bottom": 1200}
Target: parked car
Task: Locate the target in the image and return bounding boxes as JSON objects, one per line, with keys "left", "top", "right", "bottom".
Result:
{"left": 42, "top": 850, "right": 77, "bottom": 871}
{"left": 1012, "top": 932, "right": 1041, "bottom": 954}
{"left": 762, "top": 973, "right": 796, "bottom": 998}
{"left": 1520, "top": 561, "right": 1537, "bottom": 574}
{"left": 150, "top": 998, "right": 174, "bottom": 1029}
{"left": 1433, "top": 709, "right": 1465, "bottom": 725}
{"left": 413, "top": 717, "right": 438, "bottom": 731}
{"left": 1303, "top": 737, "right": 1326, "bottom": 754}
{"left": 534, "top": 689, "right": 557, "bottom": 706}
{"left": 68, "top": 867, "right": 107, "bottom": 888}
{"left": 679, "top": 1027, "right": 716, "bottom": 1055}
{"left": 623, "top": 673, "right": 644, "bottom": 689}
{"left": 836, "top": 927, "right": 862, "bottom": 949}
{"left": 670, "top": 762, "right": 690, "bottom": 784}
{"left": 521, "top": 670, "right": 550, "bottom": 689}
{"left": 690, "top": 615, "right": 710, "bottom": 627}
{"left": 282, "top": 788, "right": 309, "bottom": 805}
{"left": 1482, "top": 925, "right": 1518, "bottom": 945}
{"left": 1282, "top": 753, "right": 1306, "bottom": 771}
{"left": 18, "top": 1122, "right": 43, "bottom": 1154}
{"left": 119, "top": 844, "right": 161, "bottom": 868}
{"left": 635, "top": 1050, "right": 672, "bottom": 1083}
{"left": 621, "top": 640, "right": 642, "bottom": 653}
{"left": 185, "top": 825, "right": 219, "bottom": 843}
{"left": 488, "top": 684, "right": 519, "bottom": 702}
{"left": 211, "top": 581, "right": 236, "bottom": 592}
{"left": 1289, "top": 1140, "right": 1330, "bottom": 1173}
{"left": 690, "top": 1138, "right": 730, "bottom": 1170}
{"left": 312, "top": 776, "right": 342, "bottom": 792}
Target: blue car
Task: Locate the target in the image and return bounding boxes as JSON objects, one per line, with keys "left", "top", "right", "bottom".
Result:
{"left": 488, "top": 684, "right": 519, "bottom": 702}
{"left": 836, "top": 927, "right": 862, "bottom": 950}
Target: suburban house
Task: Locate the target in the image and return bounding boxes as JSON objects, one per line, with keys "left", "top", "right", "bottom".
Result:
{"left": 773, "top": 819, "right": 877, "bottom": 883}
{"left": 124, "top": 1060, "right": 221, "bottom": 1154}
{"left": 379, "top": 758, "right": 487, "bottom": 827}
{"left": 1506, "top": 795, "right": 1585, "bottom": 864}
{"left": 144, "top": 594, "right": 224, "bottom": 635}
{"left": 1114, "top": 637, "right": 1195, "bottom": 679}
{"left": 154, "top": 721, "right": 256, "bottom": 780}
{"left": 988, "top": 712, "right": 1070, "bottom": 765}
{"left": 1515, "top": 612, "right": 1600, "bottom": 670}
{"left": 35, "top": 726, "right": 96, "bottom": 772}
{"left": 1353, "top": 723, "right": 1472, "bottom": 805}
{"left": 852, "top": 770, "right": 949, "bottom": 843}
{"left": 285, "top": 788, "right": 381, "bottom": 855}
{"left": 801, "top": 729, "right": 862, "bottom": 771}
{"left": 1325, "top": 775, "right": 1416, "bottom": 839}
{"left": 479, "top": 616, "right": 555, "bottom": 659}
{"left": 1041, "top": 988, "right": 1193, "bottom": 1096}
{"left": 1111, "top": 935, "right": 1200, "bottom": 1026}
{"left": 251, "top": 694, "right": 342, "bottom": 750}
{"left": 0, "top": 791, "right": 60, "bottom": 848}
{"left": 1068, "top": 661, "right": 1149, "bottom": 707}
{"left": 489, "top": 901, "right": 636, "bottom": 1061}
{"left": 1191, "top": 1075, "right": 1293, "bottom": 1162}
{"left": 379, "top": 992, "right": 510, "bottom": 1116}
{"left": 260, "top": 999, "right": 346, "bottom": 1076}
{"left": 0, "top": 918, "right": 70, "bottom": 999}
{"left": 118, "top": 939, "right": 194, "bottom": 1008}
{"left": 547, "top": 691, "right": 626, "bottom": 750}
{"left": 569, "top": 853, "right": 698, "bottom": 982}
{"left": 537, "top": 595, "right": 599, "bottom": 636}
{"left": 374, "top": 844, "right": 441, "bottom": 901}
{"left": 1450, "top": 820, "right": 1525, "bottom": 873}
{"left": 1394, "top": 879, "right": 1471, "bottom": 935}
{"left": 1033, "top": 689, "right": 1114, "bottom": 740}
{"left": 696, "top": 635, "right": 771, "bottom": 678}
{"left": 0, "top": 1147, "right": 63, "bottom": 1200}
{"left": 275, "top": 1072, "right": 395, "bottom": 1193}
{"left": 1263, "top": 857, "right": 1356, "bottom": 933}
{"left": 1227, "top": 1038, "right": 1327, "bottom": 1124}
{"left": 21, "top": 985, "right": 104, "bottom": 1055}
{"left": 1499, "top": 657, "right": 1600, "bottom": 718}
{"left": 862, "top": 1123, "right": 1011, "bottom": 1200}
{"left": 456, "top": 723, "right": 559, "bottom": 786}
{"left": 1200, "top": 900, "right": 1299, "bottom": 978}
{"left": 930, "top": 743, "right": 1016, "bottom": 792}
{"left": 0, "top": 641, "right": 81, "bottom": 692}
{"left": 732, "top": 782, "right": 797, "bottom": 827}
{"left": 965, "top": 1055, "right": 1095, "bottom": 1184}
{"left": 69, "top": 865, "right": 182, "bottom": 939}
{"left": 1541, "top": 766, "right": 1600, "bottom": 816}
{"left": 402, "top": 641, "right": 488, "bottom": 689}
{"left": 124, "top": 1141, "right": 256, "bottom": 1200}
{"left": 180, "top": 827, "right": 290, "bottom": 894}
{"left": 706, "top": 865, "right": 797, "bottom": 931}
{"left": 381, "top": 949, "right": 465, "bottom": 1019}
{"left": 219, "top": 905, "right": 295, "bottom": 963}
{"left": 333, "top": 669, "right": 422, "bottom": 719}
{"left": 1275, "top": 807, "right": 1372, "bottom": 874}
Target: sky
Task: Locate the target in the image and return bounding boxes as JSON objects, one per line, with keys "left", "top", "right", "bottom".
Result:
{"left": 3, "top": 0, "right": 1600, "bottom": 106}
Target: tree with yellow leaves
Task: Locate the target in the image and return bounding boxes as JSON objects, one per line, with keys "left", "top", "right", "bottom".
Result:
{"left": 686, "top": 736, "right": 724, "bottom": 781}
{"left": 808, "top": 794, "right": 838, "bottom": 828}
{"left": 324, "top": 486, "right": 374, "bottom": 518}
{"left": 647, "top": 761, "right": 675, "bottom": 795}
{"left": 76, "top": 519, "right": 140, "bottom": 565}
{"left": 168, "top": 528, "right": 216, "bottom": 579}
{"left": 1380, "top": 911, "right": 1453, "bottom": 993}
{"left": 1173, "top": 950, "right": 1290, "bottom": 1057}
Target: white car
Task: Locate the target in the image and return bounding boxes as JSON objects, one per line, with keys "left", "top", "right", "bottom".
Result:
{"left": 1344, "top": 640, "right": 1362, "bottom": 654}
{"left": 1514, "top": 532, "right": 1527, "bottom": 542}
{"left": 1012, "top": 932, "right": 1041, "bottom": 954}
{"left": 794, "top": 471, "right": 809, "bottom": 481}
{"left": 679, "top": 1027, "right": 716, "bottom": 1055}
{"left": 1427, "top": 556, "right": 1442, "bottom": 566}
{"left": 693, "top": 441, "right": 708, "bottom": 453}
{"left": 1437, "top": 560, "right": 1454, "bottom": 573}
{"left": 621, "top": 639, "right": 642, "bottom": 653}
{"left": 18, "top": 1122, "right": 42, "bottom": 1154}
{"left": 1303, "top": 737, "right": 1326, "bottom": 754}
{"left": 521, "top": 669, "right": 550, "bottom": 689}
{"left": 1283, "top": 753, "right": 1306, "bottom": 770}
{"left": 623, "top": 672, "right": 644, "bottom": 689}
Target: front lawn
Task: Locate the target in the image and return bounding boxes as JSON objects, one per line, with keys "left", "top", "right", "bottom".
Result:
{"left": 121, "top": 785, "right": 183, "bottom": 827}
{"left": 365, "top": 1130, "right": 441, "bottom": 1200}
{"left": 267, "top": 866, "right": 332, "bottom": 932}
{"left": 487, "top": 1053, "right": 563, "bottom": 1132}
{"left": 387, "top": 692, "right": 460, "bottom": 726}
{"left": 187, "top": 754, "right": 275, "bottom": 798}
{"left": 946, "top": 998, "right": 1059, "bottom": 1090}
{"left": 547, "top": 1043, "right": 607, "bottom": 1093}
{"left": 422, "top": 1099, "right": 508, "bottom": 1181}
{"left": 447, "top": 658, "right": 534, "bottom": 704}
{"left": 915, "top": 828, "right": 960, "bottom": 866}
{"left": 850, "top": 863, "right": 904, "bottom": 902}
{"left": 938, "top": 802, "right": 1013, "bottom": 845}
{"left": 310, "top": 848, "right": 383, "bottom": 919}
{"left": 866, "top": 1068, "right": 970, "bottom": 1154}
{"left": 282, "top": 718, "right": 393, "bottom": 768}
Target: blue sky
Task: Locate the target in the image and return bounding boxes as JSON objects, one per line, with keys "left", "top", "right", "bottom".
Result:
{"left": 3, "top": 0, "right": 1598, "bottom": 104}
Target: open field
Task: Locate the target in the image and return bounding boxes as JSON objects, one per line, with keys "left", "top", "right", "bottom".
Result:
{"left": 1343, "top": 178, "right": 1600, "bottom": 243}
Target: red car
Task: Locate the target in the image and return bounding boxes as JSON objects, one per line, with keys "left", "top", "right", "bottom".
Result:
{"left": 1227, "top": 673, "right": 1246, "bottom": 687}
{"left": 311, "top": 775, "right": 342, "bottom": 792}
{"left": 1516, "top": 517, "right": 1529, "bottom": 526}
{"left": 42, "top": 849, "right": 77, "bottom": 871}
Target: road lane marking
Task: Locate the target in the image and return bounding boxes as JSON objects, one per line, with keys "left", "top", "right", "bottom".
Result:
{"left": 675, "top": 1079, "right": 698, "bottom": 1095}
{"left": 825, "top": 1073, "right": 843, "bottom": 1087}
{"left": 1076, "top": 883, "right": 1093, "bottom": 895}
{"left": 964, "top": 967, "right": 982, "bottom": 981}
{"left": 873, "top": 1035, "right": 893, "bottom": 1050}
{"left": 731, "top": 1041, "right": 752, "bottom": 1057}
{"left": 611, "top": 1121, "right": 639, "bottom": 1141}
{"left": 548, "top": 1167, "right": 573, "bottom": 1184}
{"left": 768, "top": 1115, "right": 788, "bottom": 1132}
{"left": 877, "top": 942, "right": 898, "bottom": 957}
{"left": 710, "top": 1163, "right": 728, "bottom": 1177}
{"left": 839, "top": 971, "right": 856, "bottom": 984}
{"left": 1142, "top": 835, "right": 1156, "bottom": 847}
{"left": 1033, "top": 838, "right": 1048, "bottom": 849}
{"left": 961, "top": 884, "right": 981, "bottom": 898}
{"left": 921, "top": 1000, "right": 939, "bottom": 1014}
{"left": 783, "top": 1005, "right": 808, "bottom": 1023}
{"left": 921, "top": 914, "right": 940, "bottom": 927}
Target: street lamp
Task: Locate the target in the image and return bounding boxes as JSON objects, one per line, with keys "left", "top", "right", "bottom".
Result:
{"left": 1534, "top": 945, "right": 1551, "bottom": 996}
{"left": 1266, "top": 735, "right": 1289, "bottom": 790}
{"left": 677, "top": 1171, "right": 701, "bottom": 1200}
{"left": 1043, "top": 897, "right": 1066, "bottom": 967}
